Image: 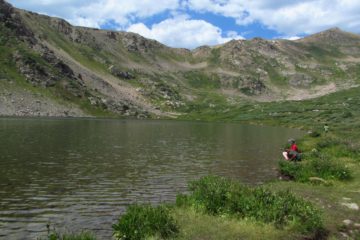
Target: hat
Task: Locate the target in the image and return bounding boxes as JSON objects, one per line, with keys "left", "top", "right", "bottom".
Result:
{"left": 288, "top": 138, "right": 295, "bottom": 143}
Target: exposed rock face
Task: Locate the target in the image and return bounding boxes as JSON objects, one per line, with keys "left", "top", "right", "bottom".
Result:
{"left": 0, "top": 0, "right": 35, "bottom": 44}
{"left": 0, "top": 0, "right": 12, "bottom": 21}
{"left": 1, "top": 0, "right": 360, "bottom": 117}
{"left": 13, "top": 51, "right": 52, "bottom": 87}
{"left": 121, "top": 32, "right": 163, "bottom": 53}
{"left": 109, "top": 66, "right": 135, "bottom": 79}
{"left": 288, "top": 73, "right": 314, "bottom": 87}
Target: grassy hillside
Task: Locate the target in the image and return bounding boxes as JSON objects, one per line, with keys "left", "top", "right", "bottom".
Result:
{"left": 1, "top": 0, "right": 360, "bottom": 118}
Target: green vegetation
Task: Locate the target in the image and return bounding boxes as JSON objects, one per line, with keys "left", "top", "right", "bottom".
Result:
{"left": 279, "top": 157, "right": 351, "bottom": 183}
{"left": 184, "top": 71, "right": 221, "bottom": 89}
{"left": 180, "top": 85, "right": 360, "bottom": 130}
{"left": 109, "top": 176, "right": 325, "bottom": 240}
{"left": 305, "top": 44, "right": 344, "bottom": 63}
{"left": 178, "top": 176, "right": 324, "bottom": 234}
{"left": 279, "top": 135, "right": 353, "bottom": 183}
{"left": 112, "top": 205, "right": 178, "bottom": 240}
{"left": 41, "top": 229, "right": 96, "bottom": 240}
{"left": 45, "top": 29, "right": 109, "bottom": 74}
{"left": 208, "top": 47, "right": 221, "bottom": 65}
{"left": 47, "top": 233, "right": 95, "bottom": 240}
{"left": 173, "top": 208, "right": 292, "bottom": 240}
{"left": 263, "top": 62, "right": 287, "bottom": 86}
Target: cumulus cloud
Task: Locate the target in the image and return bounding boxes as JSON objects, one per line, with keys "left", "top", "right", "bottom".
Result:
{"left": 185, "top": 0, "right": 360, "bottom": 35}
{"left": 8, "top": 0, "right": 180, "bottom": 28}
{"left": 7, "top": 0, "right": 360, "bottom": 48}
{"left": 277, "top": 36, "right": 302, "bottom": 41}
{"left": 127, "top": 15, "right": 244, "bottom": 49}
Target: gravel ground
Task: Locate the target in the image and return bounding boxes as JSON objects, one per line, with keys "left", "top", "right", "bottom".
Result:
{"left": 0, "top": 82, "right": 89, "bottom": 117}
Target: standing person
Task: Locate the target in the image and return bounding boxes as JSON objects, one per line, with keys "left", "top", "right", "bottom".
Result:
{"left": 324, "top": 123, "right": 329, "bottom": 134}
{"left": 282, "top": 139, "right": 301, "bottom": 161}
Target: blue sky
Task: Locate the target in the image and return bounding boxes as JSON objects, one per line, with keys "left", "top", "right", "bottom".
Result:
{"left": 7, "top": 0, "right": 360, "bottom": 49}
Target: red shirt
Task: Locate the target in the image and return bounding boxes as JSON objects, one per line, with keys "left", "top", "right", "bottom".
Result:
{"left": 290, "top": 144, "right": 298, "bottom": 152}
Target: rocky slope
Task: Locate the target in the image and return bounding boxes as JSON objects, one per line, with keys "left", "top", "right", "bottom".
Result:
{"left": 1, "top": 0, "right": 360, "bottom": 118}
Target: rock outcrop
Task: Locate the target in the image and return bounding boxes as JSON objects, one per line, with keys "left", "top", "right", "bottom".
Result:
{"left": 1, "top": 0, "right": 360, "bottom": 117}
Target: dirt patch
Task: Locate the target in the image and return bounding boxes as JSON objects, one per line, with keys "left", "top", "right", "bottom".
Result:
{"left": 287, "top": 83, "right": 338, "bottom": 101}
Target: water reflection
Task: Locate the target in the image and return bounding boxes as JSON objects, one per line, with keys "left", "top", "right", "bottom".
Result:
{"left": 0, "top": 118, "right": 302, "bottom": 239}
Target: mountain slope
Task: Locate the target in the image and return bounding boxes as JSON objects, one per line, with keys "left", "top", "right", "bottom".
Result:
{"left": 1, "top": 0, "right": 360, "bottom": 118}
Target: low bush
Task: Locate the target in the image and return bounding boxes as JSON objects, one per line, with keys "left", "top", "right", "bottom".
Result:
{"left": 187, "top": 174, "right": 232, "bottom": 215}
{"left": 177, "top": 176, "right": 324, "bottom": 234}
{"left": 279, "top": 157, "right": 351, "bottom": 182}
{"left": 316, "top": 138, "right": 341, "bottom": 148}
{"left": 310, "top": 158, "right": 351, "bottom": 180}
{"left": 278, "top": 161, "right": 306, "bottom": 181}
{"left": 112, "top": 205, "right": 178, "bottom": 240}
{"left": 309, "top": 131, "right": 321, "bottom": 138}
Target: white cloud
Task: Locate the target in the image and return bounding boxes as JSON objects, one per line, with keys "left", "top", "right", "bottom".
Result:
{"left": 127, "top": 15, "right": 244, "bottom": 49}
{"left": 71, "top": 17, "right": 101, "bottom": 29}
{"left": 185, "top": 0, "right": 360, "bottom": 35}
{"left": 278, "top": 36, "right": 302, "bottom": 41}
{"left": 8, "top": 0, "right": 180, "bottom": 28}
{"left": 7, "top": 0, "right": 360, "bottom": 48}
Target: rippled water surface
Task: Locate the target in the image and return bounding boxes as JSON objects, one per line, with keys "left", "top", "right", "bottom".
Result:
{"left": 0, "top": 118, "right": 303, "bottom": 239}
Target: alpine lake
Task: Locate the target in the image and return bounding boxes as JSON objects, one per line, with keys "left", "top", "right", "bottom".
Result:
{"left": 0, "top": 118, "right": 303, "bottom": 239}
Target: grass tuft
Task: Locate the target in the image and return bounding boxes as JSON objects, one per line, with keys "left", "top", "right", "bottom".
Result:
{"left": 112, "top": 205, "right": 178, "bottom": 240}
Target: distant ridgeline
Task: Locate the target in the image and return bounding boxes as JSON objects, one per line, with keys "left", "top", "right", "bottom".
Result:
{"left": 1, "top": 0, "right": 360, "bottom": 118}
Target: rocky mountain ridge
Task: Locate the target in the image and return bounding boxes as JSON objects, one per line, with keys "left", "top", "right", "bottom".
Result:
{"left": 1, "top": 0, "right": 360, "bottom": 118}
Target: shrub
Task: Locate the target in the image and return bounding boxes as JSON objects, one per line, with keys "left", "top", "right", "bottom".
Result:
{"left": 175, "top": 194, "right": 192, "bottom": 207}
{"left": 278, "top": 158, "right": 351, "bottom": 182}
{"left": 316, "top": 138, "right": 341, "bottom": 148}
{"left": 112, "top": 205, "right": 178, "bottom": 240}
{"left": 309, "top": 158, "right": 351, "bottom": 180}
{"left": 278, "top": 161, "right": 305, "bottom": 181}
{"left": 342, "top": 111, "right": 353, "bottom": 118}
{"left": 309, "top": 131, "right": 321, "bottom": 138}
{"left": 188, "top": 175, "right": 233, "bottom": 215}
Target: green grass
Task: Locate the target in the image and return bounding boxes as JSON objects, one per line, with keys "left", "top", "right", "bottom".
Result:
{"left": 180, "top": 85, "right": 360, "bottom": 129}
{"left": 183, "top": 71, "right": 221, "bottom": 89}
{"left": 112, "top": 205, "right": 178, "bottom": 240}
{"left": 173, "top": 208, "right": 294, "bottom": 240}
{"left": 208, "top": 47, "right": 221, "bottom": 65}
{"left": 305, "top": 44, "right": 344, "bottom": 63}
{"left": 264, "top": 61, "right": 288, "bottom": 86}
{"left": 40, "top": 229, "right": 96, "bottom": 240}
{"left": 35, "top": 19, "right": 110, "bottom": 74}
{"left": 110, "top": 175, "right": 326, "bottom": 240}
{"left": 179, "top": 91, "right": 234, "bottom": 120}
{"left": 177, "top": 176, "right": 324, "bottom": 235}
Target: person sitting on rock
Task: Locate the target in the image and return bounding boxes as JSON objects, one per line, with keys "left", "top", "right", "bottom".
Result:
{"left": 282, "top": 139, "right": 301, "bottom": 161}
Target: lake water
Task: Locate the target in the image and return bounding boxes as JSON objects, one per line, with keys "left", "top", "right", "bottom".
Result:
{"left": 0, "top": 118, "right": 302, "bottom": 239}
